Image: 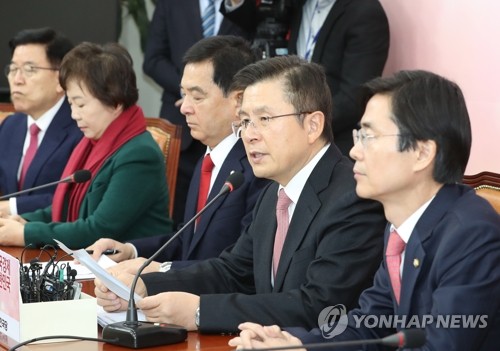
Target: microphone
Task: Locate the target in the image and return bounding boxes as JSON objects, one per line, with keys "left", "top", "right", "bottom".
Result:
{"left": 240, "top": 329, "right": 426, "bottom": 351}
{"left": 102, "top": 171, "right": 245, "bottom": 349}
{"left": 0, "top": 170, "right": 91, "bottom": 200}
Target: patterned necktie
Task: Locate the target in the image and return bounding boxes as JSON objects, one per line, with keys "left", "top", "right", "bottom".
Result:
{"left": 201, "top": 0, "right": 216, "bottom": 38}
{"left": 272, "top": 189, "right": 293, "bottom": 278}
{"left": 386, "top": 230, "right": 406, "bottom": 304}
{"left": 196, "top": 154, "right": 215, "bottom": 222}
{"left": 19, "top": 123, "right": 41, "bottom": 189}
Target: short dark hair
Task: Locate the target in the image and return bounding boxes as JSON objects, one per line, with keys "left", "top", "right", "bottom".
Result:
{"left": 59, "top": 42, "right": 138, "bottom": 109}
{"left": 9, "top": 27, "right": 74, "bottom": 68}
{"left": 231, "top": 55, "right": 334, "bottom": 143}
{"left": 183, "top": 35, "right": 258, "bottom": 96}
{"left": 363, "top": 70, "right": 472, "bottom": 184}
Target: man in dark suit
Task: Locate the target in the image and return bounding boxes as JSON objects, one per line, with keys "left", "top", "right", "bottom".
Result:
{"left": 0, "top": 28, "right": 82, "bottom": 215}
{"left": 229, "top": 71, "right": 500, "bottom": 350}
{"left": 143, "top": 0, "right": 252, "bottom": 226}
{"left": 95, "top": 56, "right": 386, "bottom": 333}
{"left": 222, "top": 0, "right": 390, "bottom": 155}
{"left": 87, "top": 36, "right": 268, "bottom": 271}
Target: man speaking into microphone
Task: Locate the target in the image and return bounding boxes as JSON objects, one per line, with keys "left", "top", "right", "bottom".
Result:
{"left": 95, "top": 56, "right": 386, "bottom": 334}
{"left": 229, "top": 71, "right": 500, "bottom": 351}
{"left": 0, "top": 42, "right": 173, "bottom": 248}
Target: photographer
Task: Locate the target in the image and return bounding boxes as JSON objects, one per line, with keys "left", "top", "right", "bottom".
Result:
{"left": 222, "top": 0, "right": 389, "bottom": 155}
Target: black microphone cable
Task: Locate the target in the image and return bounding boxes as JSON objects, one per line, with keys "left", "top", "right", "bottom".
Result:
{"left": 8, "top": 336, "right": 119, "bottom": 351}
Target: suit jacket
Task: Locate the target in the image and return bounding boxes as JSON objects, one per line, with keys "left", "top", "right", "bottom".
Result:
{"left": 22, "top": 132, "right": 173, "bottom": 249}
{"left": 0, "top": 99, "right": 82, "bottom": 213}
{"left": 142, "top": 0, "right": 253, "bottom": 226}
{"left": 222, "top": 0, "right": 389, "bottom": 154}
{"left": 141, "top": 144, "right": 387, "bottom": 333}
{"left": 130, "top": 140, "right": 269, "bottom": 268}
{"left": 295, "top": 184, "right": 500, "bottom": 351}
{"left": 143, "top": 0, "right": 252, "bottom": 150}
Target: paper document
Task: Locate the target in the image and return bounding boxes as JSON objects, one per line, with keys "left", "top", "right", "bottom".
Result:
{"left": 24, "top": 254, "right": 117, "bottom": 280}
{"left": 54, "top": 239, "right": 143, "bottom": 302}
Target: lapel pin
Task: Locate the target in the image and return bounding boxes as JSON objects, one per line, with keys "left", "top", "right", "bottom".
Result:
{"left": 413, "top": 258, "right": 420, "bottom": 268}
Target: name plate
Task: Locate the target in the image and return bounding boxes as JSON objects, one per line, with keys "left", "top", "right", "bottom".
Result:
{"left": 0, "top": 250, "right": 20, "bottom": 341}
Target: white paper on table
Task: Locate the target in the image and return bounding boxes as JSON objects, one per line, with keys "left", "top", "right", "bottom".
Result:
{"left": 54, "top": 239, "right": 143, "bottom": 302}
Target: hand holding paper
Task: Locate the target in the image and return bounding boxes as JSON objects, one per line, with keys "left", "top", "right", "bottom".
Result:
{"left": 54, "top": 239, "right": 143, "bottom": 302}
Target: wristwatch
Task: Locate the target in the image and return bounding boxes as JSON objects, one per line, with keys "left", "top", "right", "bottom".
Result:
{"left": 195, "top": 307, "right": 200, "bottom": 328}
{"left": 158, "top": 261, "right": 172, "bottom": 272}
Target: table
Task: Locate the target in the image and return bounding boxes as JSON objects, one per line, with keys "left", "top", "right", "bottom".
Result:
{"left": 0, "top": 246, "right": 233, "bottom": 351}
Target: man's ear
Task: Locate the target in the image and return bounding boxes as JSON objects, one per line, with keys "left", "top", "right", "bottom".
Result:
{"left": 414, "top": 139, "right": 437, "bottom": 172}
{"left": 55, "top": 71, "right": 64, "bottom": 94}
{"left": 229, "top": 90, "right": 243, "bottom": 110}
{"left": 305, "top": 111, "right": 324, "bottom": 143}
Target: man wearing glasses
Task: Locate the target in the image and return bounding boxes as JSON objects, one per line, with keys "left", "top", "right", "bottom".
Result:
{"left": 229, "top": 70, "right": 500, "bottom": 350}
{"left": 95, "top": 55, "right": 387, "bottom": 333}
{"left": 0, "top": 27, "right": 82, "bottom": 216}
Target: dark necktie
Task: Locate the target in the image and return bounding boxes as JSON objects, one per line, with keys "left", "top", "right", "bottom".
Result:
{"left": 19, "top": 123, "right": 41, "bottom": 189}
{"left": 386, "top": 230, "right": 406, "bottom": 304}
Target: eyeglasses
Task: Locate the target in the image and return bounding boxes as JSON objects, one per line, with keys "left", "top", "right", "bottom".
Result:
{"left": 352, "top": 129, "right": 402, "bottom": 148}
{"left": 4, "top": 63, "right": 59, "bottom": 79}
{"left": 232, "top": 112, "right": 310, "bottom": 138}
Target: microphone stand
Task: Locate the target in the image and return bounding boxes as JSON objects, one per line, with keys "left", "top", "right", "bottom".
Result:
{"left": 0, "top": 178, "right": 69, "bottom": 200}
{"left": 0, "top": 170, "right": 91, "bottom": 200}
{"left": 102, "top": 185, "right": 232, "bottom": 349}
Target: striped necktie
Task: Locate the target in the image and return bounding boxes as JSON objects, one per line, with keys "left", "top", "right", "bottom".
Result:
{"left": 201, "top": 0, "right": 216, "bottom": 38}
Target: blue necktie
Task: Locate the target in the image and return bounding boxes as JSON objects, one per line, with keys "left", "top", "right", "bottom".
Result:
{"left": 201, "top": 0, "right": 215, "bottom": 38}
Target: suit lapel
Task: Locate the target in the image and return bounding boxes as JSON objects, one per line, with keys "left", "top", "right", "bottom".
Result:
{"left": 273, "top": 145, "right": 339, "bottom": 291}
{"left": 398, "top": 234, "right": 426, "bottom": 313}
{"left": 181, "top": 156, "right": 203, "bottom": 257}
{"left": 185, "top": 141, "right": 246, "bottom": 257}
{"left": 22, "top": 101, "right": 71, "bottom": 189}
{"left": 254, "top": 182, "right": 280, "bottom": 293}
{"left": 312, "top": 0, "right": 349, "bottom": 62}
{"left": 5, "top": 116, "right": 27, "bottom": 191}
{"left": 397, "top": 185, "right": 464, "bottom": 313}
{"left": 179, "top": 0, "right": 204, "bottom": 39}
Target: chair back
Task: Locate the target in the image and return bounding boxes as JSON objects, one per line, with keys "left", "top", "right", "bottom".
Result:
{"left": 0, "top": 102, "right": 15, "bottom": 124}
{"left": 145, "top": 117, "right": 181, "bottom": 218}
{"left": 463, "top": 171, "right": 500, "bottom": 213}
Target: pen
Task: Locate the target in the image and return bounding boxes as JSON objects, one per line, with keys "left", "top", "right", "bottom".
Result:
{"left": 85, "top": 249, "right": 121, "bottom": 255}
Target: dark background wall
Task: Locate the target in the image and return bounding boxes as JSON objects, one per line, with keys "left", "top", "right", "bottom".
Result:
{"left": 0, "top": 0, "right": 121, "bottom": 101}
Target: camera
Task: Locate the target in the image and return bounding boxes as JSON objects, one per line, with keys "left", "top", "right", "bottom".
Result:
{"left": 252, "top": 0, "right": 293, "bottom": 59}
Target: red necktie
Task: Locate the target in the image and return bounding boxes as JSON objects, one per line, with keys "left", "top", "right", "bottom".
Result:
{"left": 196, "top": 154, "right": 215, "bottom": 221}
{"left": 386, "top": 230, "right": 406, "bottom": 304}
{"left": 273, "top": 189, "right": 293, "bottom": 278}
{"left": 19, "top": 123, "right": 41, "bottom": 189}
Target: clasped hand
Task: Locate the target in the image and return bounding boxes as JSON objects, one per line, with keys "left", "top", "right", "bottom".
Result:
{"left": 0, "top": 215, "right": 26, "bottom": 246}
{"left": 228, "top": 322, "right": 305, "bottom": 350}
